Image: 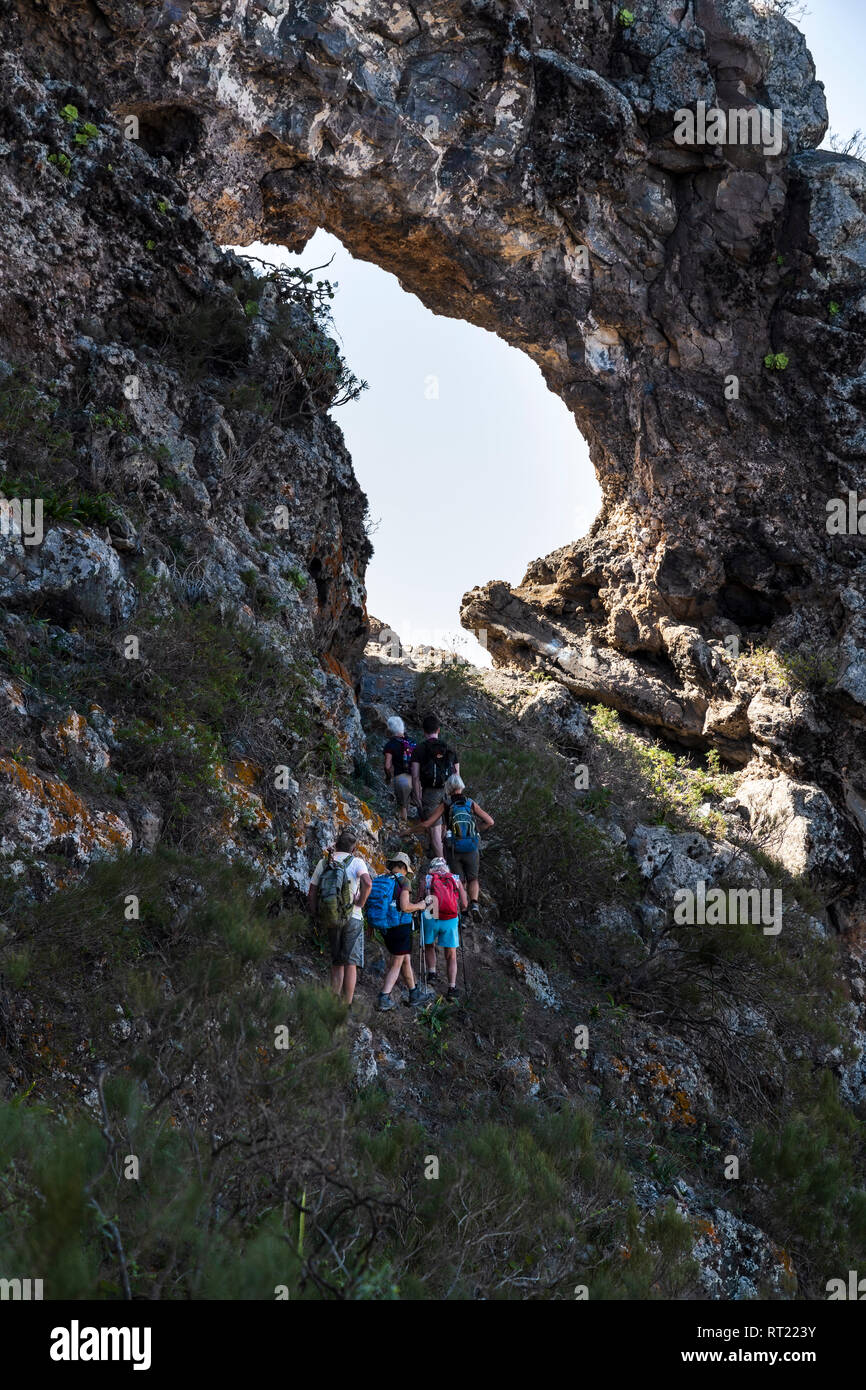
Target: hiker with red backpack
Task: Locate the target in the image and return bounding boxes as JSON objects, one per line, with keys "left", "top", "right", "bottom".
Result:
{"left": 411, "top": 713, "right": 459, "bottom": 858}
{"left": 364, "top": 852, "right": 433, "bottom": 1011}
{"left": 382, "top": 716, "right": 416, "bottom": 835}
{"left": 420, "top": 856, "right": 468, "bottom": 1002}
{"left": 422, "top": 774, "right": 493, "bottom": 920}
{"left": 307, "top": 830, "right": 371, "bottom": 1007}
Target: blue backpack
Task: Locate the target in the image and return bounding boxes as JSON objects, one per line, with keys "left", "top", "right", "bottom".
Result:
{"left": 365, "top": 874, "right": 410, "bottom": 933}
{"left": 449, "top": 796, "right": 479, "bottom": 852}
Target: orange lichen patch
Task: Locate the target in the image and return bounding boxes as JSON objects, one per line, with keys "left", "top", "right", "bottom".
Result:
{"left": 0, "top": 756, "right": 132, "bottom": 857}
{"left": 321, "top": 651, "right": 353, "bottom": 686}
{"left": 229, "top": 758, "right": 263, "bottom": 789}
{"left": 644, "top": 1060, "right": 697, "bottom": 1126}
{"left": 513, "top": 959, "right": 527, "bottom": 977}
{"left": 359, "top": 800, "right": 385, "bottom": 834}
{"left": 776, "top": 1247, "right": 795, "bottom": 1278}
{"left": 611, "top": 1055, "right": 629, "bottom": 1077}
{"left": 215, "top": 190, "right": 242, "bottom": 221}
{"left": 695, "top": 1218, "right": 720, "bottom": 1243}
{"left": 646, "top": 1060, "right": 674, "bottom": 1087}
{"left": 670, "top": 1088, "right": 696, "bottom": 1125}
{"left": 55, "top": 710, "right": 87, "bottom": 748}
{"left": 215, "top": 763, "right": 273, "bottom": 836}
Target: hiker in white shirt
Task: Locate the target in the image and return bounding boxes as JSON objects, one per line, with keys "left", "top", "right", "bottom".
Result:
{"left": 307, "top": 829, "right": 371, "bottom": 1006}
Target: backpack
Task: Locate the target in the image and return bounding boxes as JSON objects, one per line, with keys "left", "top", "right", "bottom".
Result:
{"left": 365, "top": 874, "right": 410, "bottom": 932}
{"left": 386, "top": 737, "right": 415, "bottom": 776}
{"left": 429, "top": 871, "right": 460, "bottom": 919}
{"left": 418, "top": 739, "right": 455, "bottom": 790}
{"left": 450, "top": 796, "right": 479, "bottom": 852}
{"left": 316, "top": 852, "right": 356, "bottom": 928}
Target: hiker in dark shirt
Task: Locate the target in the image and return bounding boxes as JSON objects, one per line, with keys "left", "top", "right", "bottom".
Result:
{"left": 422, "top": 774, "right": 493, "bottom": 919}
{"left": 410, "top": 713, "right": 459, "bottom": 858}
{"left": 382, "top": 715, "right": 415, "bottom": 834}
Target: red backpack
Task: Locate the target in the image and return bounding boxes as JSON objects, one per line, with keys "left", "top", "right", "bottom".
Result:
{"left": 429, "top": 871, "right": 459, "bottom": 919}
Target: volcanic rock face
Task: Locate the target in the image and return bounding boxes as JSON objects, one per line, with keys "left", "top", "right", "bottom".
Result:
{"left": 8, "top": 1, "right": 866, "bottom": 903}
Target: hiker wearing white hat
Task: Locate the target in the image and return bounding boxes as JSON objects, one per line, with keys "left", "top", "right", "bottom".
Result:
{"left": 420, "top": 857, "right": 468, "bottom": 1002}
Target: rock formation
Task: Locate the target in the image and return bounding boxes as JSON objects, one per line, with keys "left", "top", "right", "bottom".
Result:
{"left": 3, "top": 0, "right": 866, "bottom": 1303}
{"left": 9, "top": 0, "right": 866, "bottom": 923}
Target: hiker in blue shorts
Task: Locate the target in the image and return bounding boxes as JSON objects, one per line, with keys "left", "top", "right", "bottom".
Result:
{"left": 421, "top": 857, "right": 468, "bottom": 1002}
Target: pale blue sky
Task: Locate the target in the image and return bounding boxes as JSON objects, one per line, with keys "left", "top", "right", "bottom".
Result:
{"left": 230, "top": 0, "right": 862, "bottom": 664}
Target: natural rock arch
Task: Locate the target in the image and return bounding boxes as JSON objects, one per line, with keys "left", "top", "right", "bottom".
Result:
{"left": 21, "top": 0, "right": 866, "bottom": 909}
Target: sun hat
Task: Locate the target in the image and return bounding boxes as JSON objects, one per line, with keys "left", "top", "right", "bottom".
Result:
{"left": 387, "top": 851, "right": 412, "bottom": 870}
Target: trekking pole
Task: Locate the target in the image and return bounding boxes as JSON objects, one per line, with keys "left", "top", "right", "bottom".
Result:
{"left": 417, "top": 910, "right": 426, "bottom": 992}
{"left": 461, "top": 920, "right": 470, "bottom": 998}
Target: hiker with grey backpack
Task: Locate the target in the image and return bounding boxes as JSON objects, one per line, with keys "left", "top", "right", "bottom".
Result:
{"left": 364, "top": 852, "right": 433, "bottom": 1011}
{"left": 307, "top": 830, "right": 371, "bottom": 1007}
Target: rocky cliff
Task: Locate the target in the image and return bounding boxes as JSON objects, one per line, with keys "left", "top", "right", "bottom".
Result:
{"left": 10, "top": 0, "right": 866, "bottom": 929}
{"left": 2, "top": 0, "right": 866, "bottom": 1302}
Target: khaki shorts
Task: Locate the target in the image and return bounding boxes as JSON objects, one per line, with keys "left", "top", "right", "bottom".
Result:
{"left": 394, "top": 772, "right": 412, "bottom": 810}
{"left": 452, "top": 847, "right": 480, "bottom": 882}
{"left": 328, "top": 919, "right": 364, "bottom": 967}
{"left": 421, "top": 786, "right": 445, "bottom": 819}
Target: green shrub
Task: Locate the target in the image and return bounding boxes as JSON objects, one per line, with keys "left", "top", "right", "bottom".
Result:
{"left": 589, "top": 705, "right": 734, "bottom": 830}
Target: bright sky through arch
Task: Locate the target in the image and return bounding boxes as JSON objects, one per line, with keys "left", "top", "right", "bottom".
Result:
{"left": 230, "top": 232, "right": 599, "bottom": 667}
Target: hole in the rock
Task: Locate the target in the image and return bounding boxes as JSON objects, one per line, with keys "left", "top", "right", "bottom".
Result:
{"left": 719, "top": 581, "right": 788, "bottom": 630}
{"left": 308, "top": 557, "right": 328, "bottom": 607}
{"left": 226, "top": 229, "right": 601, "bottom": 665}
{"left": 134, "top": 105, "right": 204, "bottom": 161}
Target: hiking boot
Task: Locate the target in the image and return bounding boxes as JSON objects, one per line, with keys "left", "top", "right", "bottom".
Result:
{"left": 377, "top": 992, "right": 396, "bottom": 1012}
{"left": 469, "top": 901, "right": 482, "bottom": 919}
{"left": 447, "top": 986, "right": 460, "bottom": 1003}
{"left": 405, "top": 984, "right": 433, "bottom": 1007}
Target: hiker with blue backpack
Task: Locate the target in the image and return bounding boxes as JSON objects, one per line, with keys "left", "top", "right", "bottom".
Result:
{"left": 420, "top": 857, "right": 468, "bottom": 1002}
{"left": 365, "top": 852, "right": 434, "bottom": 1011}
{"left": 411, "top": 713, "right": 459, "bottom": 858}
{"left": 382, "top": 716, "right": 416, "bottom": 835}
{"left": 421, "top": 774, "right": 494, "bottom": 920}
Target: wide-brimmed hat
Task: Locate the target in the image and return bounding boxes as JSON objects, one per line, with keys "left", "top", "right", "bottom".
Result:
{"left": 387, "top": 851, "right": 412, "bottom": 870}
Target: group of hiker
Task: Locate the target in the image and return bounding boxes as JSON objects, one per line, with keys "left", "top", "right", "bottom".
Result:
{"left": 307, "top": 712, "right": 494, "bottom": 1012}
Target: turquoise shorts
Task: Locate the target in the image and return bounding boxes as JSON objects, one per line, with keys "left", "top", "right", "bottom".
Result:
{"left": 422, "top": 915, "right": 460, "bottom": 949}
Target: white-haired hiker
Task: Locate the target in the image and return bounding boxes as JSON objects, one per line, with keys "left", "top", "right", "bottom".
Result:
{"left": 422, "top": 774, "right": 493, "bottom": 920}
{"left": 382, "top": 715, "right": 416, "bottom": 834}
